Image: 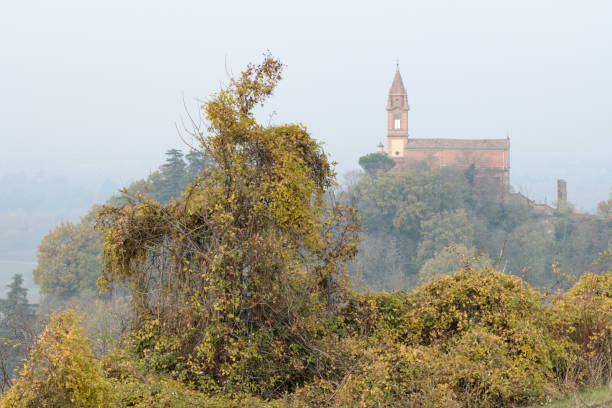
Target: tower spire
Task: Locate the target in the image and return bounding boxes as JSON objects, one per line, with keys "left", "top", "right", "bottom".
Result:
{"left": 389, "top": 66, "right": 406, "bottom": 96}
{"left": 387, "top": 65, "right": 409, "bottom": 158}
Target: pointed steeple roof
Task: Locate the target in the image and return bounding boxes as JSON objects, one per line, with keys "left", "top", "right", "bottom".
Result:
{"left": 389, "top": 66, "right": 406, "bottom": 95}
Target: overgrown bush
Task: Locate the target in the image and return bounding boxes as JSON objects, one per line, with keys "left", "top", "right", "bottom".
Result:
{"left": 96, "top": 54, "right": 360, "bottom": 398}
{"left": 325, "top": 267, "right": 564, "bottom": 407}
{"left": 6, "top": 265, "right": 610, "bottom": 407}
{"left": 0, "top": 309, "right": 109, "bottom": 408}
{"left": 548, "top": 268, "right": 612, "bottom": 388}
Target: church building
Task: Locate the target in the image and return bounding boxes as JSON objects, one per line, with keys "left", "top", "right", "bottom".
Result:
{"left": 379, "top": 67, "right": 510, "bottom": 195}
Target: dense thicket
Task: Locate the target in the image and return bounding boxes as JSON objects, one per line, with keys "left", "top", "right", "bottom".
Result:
{"left": 352, "top": 165, "right": 611, "bottom": 291}
{"left": 3, "top": 266, "right": 610, "bottom": 407}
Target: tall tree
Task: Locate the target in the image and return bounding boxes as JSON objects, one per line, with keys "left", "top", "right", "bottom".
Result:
{"left": 183, "top": 149, "right": 206, "bottom": 185}
{"left": 1, "top": 275, "right": 28, "bottom": 317}
{"left": 353, "top": 165, "right": 457, "bottom": 238}
{"left": 33, "top": 218, "right": 102, "bottom": 298}
{"left": 358, "top": 152, "right": 395, "bottom": 175}
{"left": 415, "top": 209, "right": 474, "bottom": 267}
{"left": 0, "top": 275, "right": 36, "bottom": 392}
{"left": 597, "top": 193, "right": 612, "bottom": 221}
{"left": 153, "top": 149, "right": 186, "bottom": 203}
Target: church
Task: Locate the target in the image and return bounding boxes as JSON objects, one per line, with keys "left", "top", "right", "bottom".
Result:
{"left": 378, "top": 67, "right": 510, "bottom": 196}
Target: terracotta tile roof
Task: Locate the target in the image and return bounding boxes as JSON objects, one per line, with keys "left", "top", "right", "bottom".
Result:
{"left": 389, "top": 68, "right": 406, "bottom": 95}
{"left": 405, "top": 138, "right": 509, "bottom": 150}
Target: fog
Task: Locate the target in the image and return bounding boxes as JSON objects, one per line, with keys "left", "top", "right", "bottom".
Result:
{"left": 1, "top": 0, "right": 610, "bottom": 212}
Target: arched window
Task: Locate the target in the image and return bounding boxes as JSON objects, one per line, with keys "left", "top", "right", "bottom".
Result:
{"left": 394, "top": 118, "right": 401, "bottom": 130}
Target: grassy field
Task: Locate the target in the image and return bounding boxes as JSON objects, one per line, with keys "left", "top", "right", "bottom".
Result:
{"left": 527, "top": 386, "right": 612, "bottom": 407}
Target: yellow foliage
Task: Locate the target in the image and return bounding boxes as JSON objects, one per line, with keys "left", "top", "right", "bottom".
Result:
{"left": 330, "top": 268, "right": 562, "bottom": 407}
{"left": 548, "top": 270, "right": 612, "bottom": 387}
{"left": 0, "top": 309, "right": 110, "bottom": 408}
{"left": 98, "top": 266, "right": 610, "bottom": 407}
{"left": 95, "top": 54, "right": 360, "bottom": 398}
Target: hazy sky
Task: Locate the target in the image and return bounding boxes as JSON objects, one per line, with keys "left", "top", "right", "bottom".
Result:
{"left": 1, "top": 0, "right": 610, "bottom": 210}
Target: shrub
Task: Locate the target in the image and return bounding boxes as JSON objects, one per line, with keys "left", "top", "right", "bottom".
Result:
{"left": 110, "top": 376, "right": 270, "bottom": 408}
{"left": 548, "top": 270, "right": 612, "bottom": 387}
{"left": 334, "top": 268, "right": 563, "bottom": 407}
{"left": 0, "top": 309, "right": 110, "bottom": 408}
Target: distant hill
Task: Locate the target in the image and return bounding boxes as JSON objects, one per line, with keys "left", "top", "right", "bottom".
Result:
{"left": 0, "top": 173, "right": 118, "bottom": 262}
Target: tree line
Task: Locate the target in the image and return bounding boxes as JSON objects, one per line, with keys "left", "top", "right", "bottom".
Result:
{"left": 352, "top": 153, "right": 611, "bottom": 291}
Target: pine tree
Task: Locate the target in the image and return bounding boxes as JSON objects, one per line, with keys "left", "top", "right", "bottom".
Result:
{"left": 183, "top": 149, "right": 205, "bottom": 186}
{"left": 154, "top": 149, "right": 186, "bottom": 203}
{"left": 1, "top": 275, "right": 28, "bottom": 317}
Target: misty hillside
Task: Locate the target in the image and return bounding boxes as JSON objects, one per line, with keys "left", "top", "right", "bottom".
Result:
{"left": 0, "top": 173, "right": 118, "bottom": 261}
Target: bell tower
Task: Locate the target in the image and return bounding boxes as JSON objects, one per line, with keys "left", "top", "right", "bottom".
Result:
{"left": 387, "top": 65, "right": 409, "bottom": 158}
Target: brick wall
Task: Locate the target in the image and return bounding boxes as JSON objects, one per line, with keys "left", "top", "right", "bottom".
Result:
{"left": 403, "top": 149, "right": 508, "bottom": 169}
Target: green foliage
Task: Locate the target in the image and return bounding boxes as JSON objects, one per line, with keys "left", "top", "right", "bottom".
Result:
{"left": 0, "top": 309, "right": 110, "bottom": 408}
{"left": 37, "top": 290, "right": 132, "bottom": 358}
{"left": 353, "top": 165, "right": 476, "bottom": 287}
{"left": 184, "top": 149, "right": 213, "bottom": 186}
{"left": 0, "top": 274, "right": 36, "bottom": 392}
{"left": 33, "top": 218, "right": 102, "bottom": 298}
{"left": 0, "top": 274, "right": 29, "bottom": 317}
{"left": 105, "top": 180, "right": 149, "bottom": 207}
{"left": 152, "top": 148, "right": 185, "bottom": 204}
{"left": 418, "top": 244, "right": 491, "bottom": 283}
{"left": 358, "top": 152, "right": 395, "bottom": 175}
{"left": 106, "top": 149, "right": 209, "bottom": 207}
{"left": 597, "top": 193, "right": 612, "bottom": 221}
{"left": 415, "top": 209, "right": 474, "bottom": 266}
{"left": 354, "top": 165, "right": 454, "bottom": 237}
{"left": 109, "top": 375, "right": 270, "bottom": 408}
{"left": 352, "top": 163, "right": 611, "bottom": 291}
{"left": 4, "top": 263, "right": 600, "bottom": 407}
{"left": 526, "top": 386, "right": 612, "bottom": 408}
{"left": 21, "top": 258, "right": 608, "bottom": 407}
{"left": 464, "top": 163, "right": 476, "bottom": 187}
{"left": 503, "top": 222, "right": 551, "bottom": 284}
